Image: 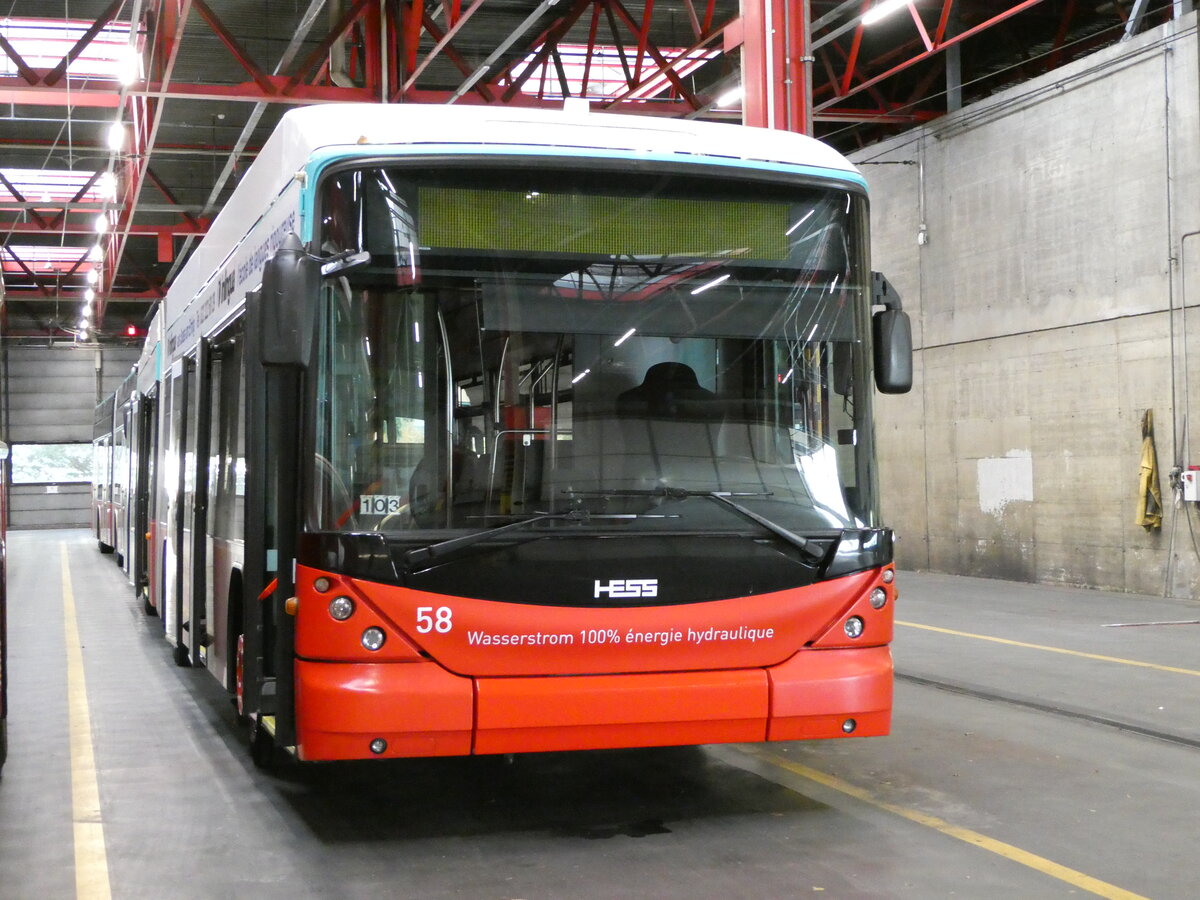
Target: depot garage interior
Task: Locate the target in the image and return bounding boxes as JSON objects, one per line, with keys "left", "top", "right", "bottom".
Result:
{"left": 1, "top": 2, "right": 1199, "bottom": 898}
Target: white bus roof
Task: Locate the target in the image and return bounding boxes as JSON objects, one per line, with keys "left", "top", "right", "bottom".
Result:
{"left": 164, "top": 105, "right": 862, "bottom": 337}
{"left": 269, "top": 103, "right": 860, "bottom": 180}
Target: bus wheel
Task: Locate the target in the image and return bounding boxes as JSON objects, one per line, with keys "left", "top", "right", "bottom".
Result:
{"left": 141, "top": 590, "right": 156, "bottom": 617}
{"left": 172, "top": 643, "right": 191, "bottom": 667}
{"left": 98, "top": 541, "right": 114, "bottom": 554}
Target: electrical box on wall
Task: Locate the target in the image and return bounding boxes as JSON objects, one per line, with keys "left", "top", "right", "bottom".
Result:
{"left": 1183, "top": 468, "right": 1200, "bottom": 502}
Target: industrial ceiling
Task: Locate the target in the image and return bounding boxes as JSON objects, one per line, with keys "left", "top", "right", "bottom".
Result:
{"left": 0, "top": 0, "right": 1185, "bottom": 342}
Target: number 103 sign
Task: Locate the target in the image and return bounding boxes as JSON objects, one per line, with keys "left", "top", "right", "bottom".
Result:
{"left": 360, "top": 495, "right": 403, "bottom": 515}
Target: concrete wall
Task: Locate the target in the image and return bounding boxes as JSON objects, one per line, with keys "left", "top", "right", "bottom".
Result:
{"left": 3, "top": 343, "right": 141, "bottom": 529}
{"left": 855, "top": 14, "right": 1200, "bottom": 597}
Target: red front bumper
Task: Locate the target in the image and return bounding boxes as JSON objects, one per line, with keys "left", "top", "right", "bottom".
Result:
{"left": 294, "top": 645, "right": 892, "bottom": 761}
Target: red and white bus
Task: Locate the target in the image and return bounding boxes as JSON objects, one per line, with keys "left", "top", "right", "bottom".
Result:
{"left": 100, "top": 104, "right": 912, "bottom": 766}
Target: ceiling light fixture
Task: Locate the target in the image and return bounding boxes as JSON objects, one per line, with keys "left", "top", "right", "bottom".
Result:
{"left": 117, "top": 44, "right": 140, "bottom": 86}
{"left": 106, "top": 121, "right": 126, "bottom": 152}
{"left": 715, "top": 85, "right": 742, "bottom": 107}
{"left": 862, "top": 0, "right": 909, "bottom": 25}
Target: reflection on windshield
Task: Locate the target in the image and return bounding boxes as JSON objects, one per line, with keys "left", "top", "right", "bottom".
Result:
{"left": 310, "top": 166, "right": 877, "bottom": 538}
{"left": 795, "top": 441, "right": 853, "bottom": 524}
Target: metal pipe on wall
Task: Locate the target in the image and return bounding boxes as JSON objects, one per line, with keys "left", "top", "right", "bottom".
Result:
{"left": 94, "top": 347, "right": 104, "bottom": 407}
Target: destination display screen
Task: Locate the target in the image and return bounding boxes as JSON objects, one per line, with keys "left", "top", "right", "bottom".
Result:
{"left": 417, "top": 186, "right": 791, "bottom": 261}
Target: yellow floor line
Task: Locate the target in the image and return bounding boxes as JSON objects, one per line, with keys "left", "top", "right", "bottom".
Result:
{"left": 897, "top": 620, "right": 1200, "bottom": 677}
{"left": 746, "top": 747, "right": 1149, "bottom": 900}
{"left": 62, "top": 544, "right": 112, "bottom": 900}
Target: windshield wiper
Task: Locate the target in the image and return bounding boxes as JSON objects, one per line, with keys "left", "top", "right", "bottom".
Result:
{"left": 704, "top": 492, "right": 828, "bottom": 564}
{"left": 403, "top": 509, "right": 674, "bottom": 573}
{"left": 564, "top": 487, "right": 828, "bottom": 565}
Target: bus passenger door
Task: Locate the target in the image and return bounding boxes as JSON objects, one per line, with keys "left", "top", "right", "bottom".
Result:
{"left": 113, "top": 406, "right": 128, "bottom": 570}
{"left": 165, "top": 358, "right": 193, "bottom": 665}
{"left": 204, "top": 324, "right": 244, "bottom": 690}
{"left": 135, "top": 388, "right": 159, "bottom": 611}
{"left": 184, "top": 344, "right": 213, "bottom": 669}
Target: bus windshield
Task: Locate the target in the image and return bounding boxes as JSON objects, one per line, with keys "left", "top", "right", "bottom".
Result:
{"left": 310, "top": 164, "right": 878, "bottom": 541}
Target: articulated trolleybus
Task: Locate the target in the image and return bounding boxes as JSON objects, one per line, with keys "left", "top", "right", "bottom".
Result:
{"left": 124, "top": 104, "right": 912, "bottom": 765}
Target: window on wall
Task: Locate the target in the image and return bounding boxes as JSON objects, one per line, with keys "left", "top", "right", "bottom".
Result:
{"left": 9, "top": 443, "right": 93, "bottom": 484}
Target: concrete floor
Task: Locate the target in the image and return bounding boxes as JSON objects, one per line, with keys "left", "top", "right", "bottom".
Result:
{"left": 2, "top": 529, "right": 1199, "bottom": 899}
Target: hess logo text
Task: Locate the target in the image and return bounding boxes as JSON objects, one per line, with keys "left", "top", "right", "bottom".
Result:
{"left": 594, "top": 578, "right": 658, "bottom": 599}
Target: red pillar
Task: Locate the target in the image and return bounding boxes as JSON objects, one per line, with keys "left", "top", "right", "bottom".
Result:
{"left": 738, "top": 0, "right": 810, "bottom": 134}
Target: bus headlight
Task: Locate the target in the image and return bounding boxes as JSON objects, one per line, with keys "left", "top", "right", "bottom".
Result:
{"left": 361, "top": 627, "right": 386, "bottom": 651}
{"left": 328, "top": 596, "right": 355, "bottom": 621}
{"left": 844, "top": 616, "right": 864, "bottom": 639}
{"left": 869, "top": 588, "right": 888, "bottom": 609}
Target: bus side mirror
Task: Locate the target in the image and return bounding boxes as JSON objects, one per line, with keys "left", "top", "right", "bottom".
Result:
{"left": 871, "top": 272, "right": 913, "bottom": 394}
{"left": 260, "top": 233, "right": 320, "bottom": 369}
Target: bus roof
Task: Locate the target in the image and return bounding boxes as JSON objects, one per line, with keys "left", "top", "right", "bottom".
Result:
{"left": 271, "top": 103, "right": 860, "bottom": 179}
{"left": 164, "top": 105, "right": 863, "bottom": 342}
